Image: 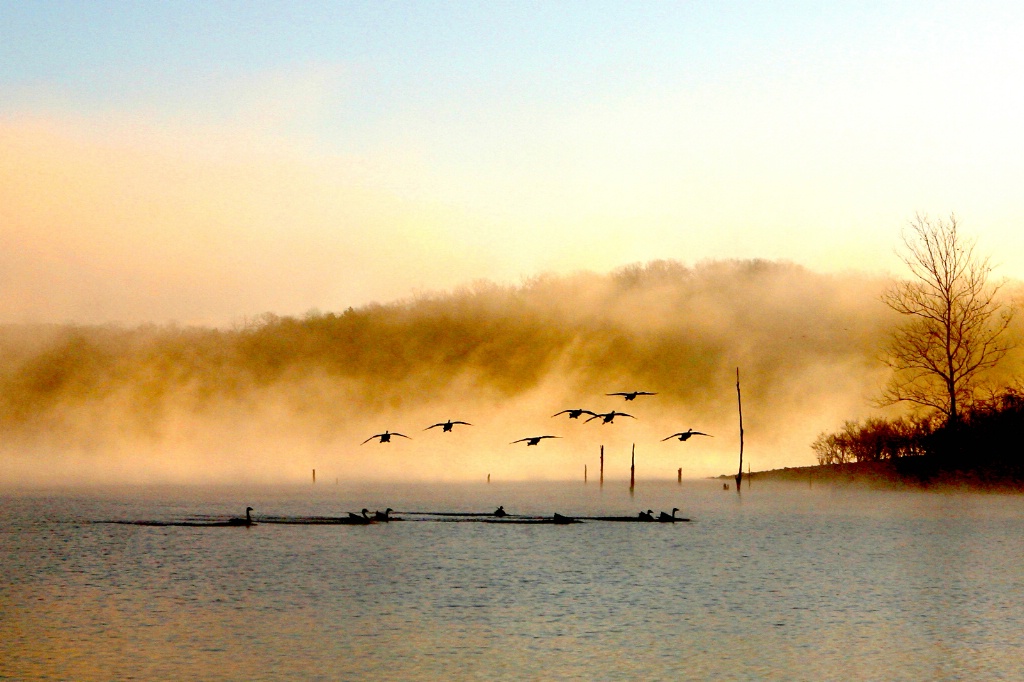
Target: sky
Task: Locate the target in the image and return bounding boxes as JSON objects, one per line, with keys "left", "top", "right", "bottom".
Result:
{"left": 3, "top": 1, "right": 1024, "bottom": 325}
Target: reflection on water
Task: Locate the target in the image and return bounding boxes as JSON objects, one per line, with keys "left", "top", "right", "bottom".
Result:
{"left": 2, "top": 481, "right": 1024, "bottom": 680}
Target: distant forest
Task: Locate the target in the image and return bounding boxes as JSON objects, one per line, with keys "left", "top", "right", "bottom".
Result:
{"left": 0, "top": 260, "right": 892, "bottom": 443}
{"left": 2, "top": 258, "right": 1021, "bottom": 480}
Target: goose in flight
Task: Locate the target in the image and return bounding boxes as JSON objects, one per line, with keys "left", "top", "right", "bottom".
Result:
{"left": 662, "top": 429, "right": 712, "bottom": 442}
{"left": 425, "top": 420, "right": 472, "bottom": 432}
{"left": 585, "top": 411, "right": 636, "bottom": 424}
{"left": 510, "top": 435, "right": 560, "bottom": 446}
{"left": 607, "top": 391, "right": 657, "bottom": 401}
{"left": 361, "top": 431, "right": 410, "bottom": 445}
{"left": 551, "top": 409, "right": 597, "bottom": 420}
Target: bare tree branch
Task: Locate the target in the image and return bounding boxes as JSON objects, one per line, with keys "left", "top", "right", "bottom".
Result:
{"left": 880, "top": 214, "right": 1015, "bottom": 424}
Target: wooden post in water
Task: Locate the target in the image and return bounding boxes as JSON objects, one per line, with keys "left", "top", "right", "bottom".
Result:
{"left": 600, "top": 445, "right": 604, "bottom": 487}
{"left": 312, "top": 468, "right": 316, "bottom": 484}
{"left": 630, "top": 443, "right": 635, "bottom": 492}
{"left": 584, "top": 464, "right": 587, "bottom": 483}
{"left": 735, "top": 367, "right": 745, "bottom": 492}
{"left": 487, "top": 473, "right": 491, "bottom": 483}
{"left": 678, "top": 467, "right": 682, "bottom": 484}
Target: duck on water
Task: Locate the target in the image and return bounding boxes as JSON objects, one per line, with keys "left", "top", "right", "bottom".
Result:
{"left": 225, "top": 506, "right": 255, "bottom": 526}
{"left": 346, "top": 508, "right": 373, "bottom": 524}
{"left": 658, "top": 508, "right": 681, "bottom": 522}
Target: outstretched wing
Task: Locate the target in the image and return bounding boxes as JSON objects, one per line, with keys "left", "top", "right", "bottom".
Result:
{"left": 636, "top": 391, "right": 658, "bottom": 396}
{"left": 510, "top": 438, "right": 530, "bottom": 444}
{"left": 361, "top": 434, "right": 382, "bottom": 445}
{"left": 661, "top": 433, "right": 685, "bottom": 441}
{"left": 585, "top": 413, "right": 605, "bottom": 422}
{"left": 551, "top": 410, "right": 572, "bottom": 417}
{"left": 451, "top": 421, "right": 472, "bottom": 426}
{"left": 392, "top": 432, "right": 411, "bottom": 439}
{"left": 606, "top": 392, "right": 629, "bottom": 397}
{"left": 691, "top": 431, "right": 712, "bottom": 437}
{"left": 617, "top": 412, "right": 637, "bottom": 419}
{"left": 424, "top": 423, "right": 443, "bottom": 430}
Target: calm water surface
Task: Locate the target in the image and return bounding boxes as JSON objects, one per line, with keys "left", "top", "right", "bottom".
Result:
{"left": 2, "top": 480, "right": 1023, "bottom": 680}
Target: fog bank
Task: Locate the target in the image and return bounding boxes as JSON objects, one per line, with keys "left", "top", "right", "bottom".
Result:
{"left": 2, "top": 259, "right": 961, "bottom": 485}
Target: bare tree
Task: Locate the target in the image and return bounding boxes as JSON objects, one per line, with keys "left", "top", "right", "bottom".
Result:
{"left": 881, "top": 214, "right": 1014, "bottom": 424}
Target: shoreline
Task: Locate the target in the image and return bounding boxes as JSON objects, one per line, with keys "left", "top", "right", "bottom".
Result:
{"left": 721, "top": 458, "right": 1024, "bottom": 492}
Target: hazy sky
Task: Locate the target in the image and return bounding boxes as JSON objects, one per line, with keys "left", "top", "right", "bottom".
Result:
{"left": 4, "top": 1, "right": 1024, "bottom": 325}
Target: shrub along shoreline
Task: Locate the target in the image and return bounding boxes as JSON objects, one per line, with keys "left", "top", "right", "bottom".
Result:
{"left": 733, "top": 390, "right": 1024, "bottom": 491}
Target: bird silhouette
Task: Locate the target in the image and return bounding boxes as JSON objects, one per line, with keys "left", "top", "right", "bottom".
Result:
{"left": 662, "top": 429, "right": 712, "bottom": 442}
{"left": 374, "top": 508, "right": 394, "bottom": 521}
{"left": 348, "top": 508, "right": 371, "bottom": 522}
{"left": 493, "top": 505, "right": 508, "bottom": 517}
{"left": 226, "top": 506, "right": 255, "bottom": 526}
{"left": 638, "top": 509, "right": 654, "bottom": 521}
{"left": 425, "top": 420, "right": 471, "bottom": 432}
{"left": 551, "top": 409, "right": 597, "bottom": 420}
{"left": 510, "top": 436, "right": 560, "bottom": 446}
{"left": 607, "top": 391, "right": 657, "bottom": 401}
{"left": 658, "top": 508, "right": 680, "bottom": 522}
{"left": 585, "top": 411, "right": 636, "bottom": 424}
{"left": 361, "top": 431, "right": 411, "bottom": 444}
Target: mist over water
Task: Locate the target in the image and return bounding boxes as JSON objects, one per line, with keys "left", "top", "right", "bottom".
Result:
{"left": 2, "top": 259, "right": 1019, "bottom": 485}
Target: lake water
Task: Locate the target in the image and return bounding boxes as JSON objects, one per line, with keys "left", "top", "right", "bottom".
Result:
{"left": 2, "top": 480, "right": 1023, "bottom": 681}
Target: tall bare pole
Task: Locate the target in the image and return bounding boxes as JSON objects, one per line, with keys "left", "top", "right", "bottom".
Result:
{"left": 735, "top": 367, "right": 744, "bottom": 492}
{"left": 600, "top": 445, "right": 604, "bottom": 486}
{"left": 630, "top": 443, "right": 635, "bottom": 492}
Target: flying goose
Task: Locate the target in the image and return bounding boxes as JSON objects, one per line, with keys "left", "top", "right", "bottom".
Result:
{"left": 607, "top": 391, "right": 657, "bottom": 401}
{"left": 585, "top": 411, "right": 636, "bottom": 424}
{"left": 510, "top": 436, "right": 560, "bottom": 446}
{"left": 662, "top": 429, "right": 712, "bottom": 442}
{"left": 551, "top": 409, "right": 597, "bottom": 420}
{"left": 425, "top": 420, "right": 472, "bottom": 432}
{"left": 361, "top": 431, "right": 411, "bottom": 444}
